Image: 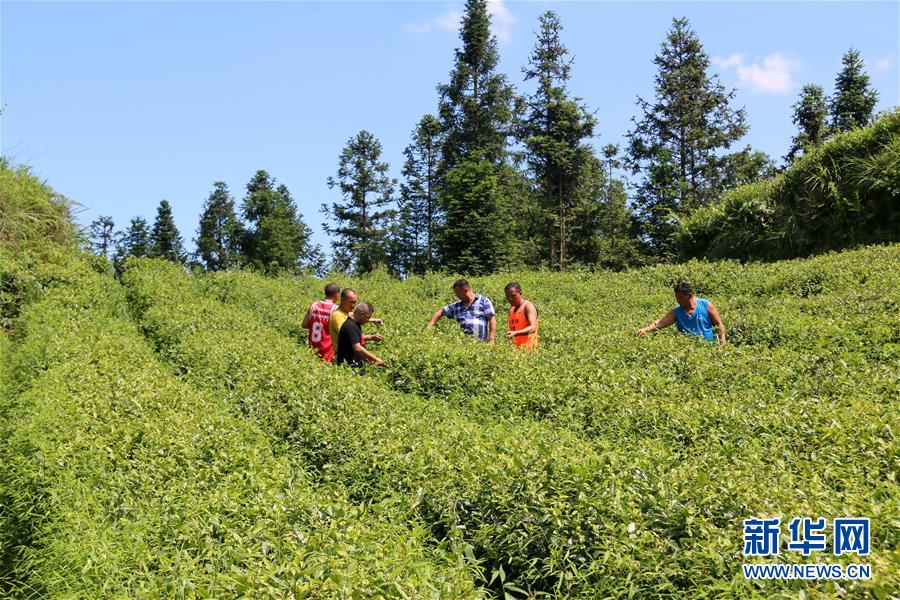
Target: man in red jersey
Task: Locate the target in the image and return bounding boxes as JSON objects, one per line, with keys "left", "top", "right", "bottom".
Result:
{"left": 301, "top": 282, "right": 341, "bottom": 361}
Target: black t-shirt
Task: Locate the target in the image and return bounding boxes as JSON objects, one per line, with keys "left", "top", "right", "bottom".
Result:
{"left": 336, "top": 317, "right": 364, "bottom": 366}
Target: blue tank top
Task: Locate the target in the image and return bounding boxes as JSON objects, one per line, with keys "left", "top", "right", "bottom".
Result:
{"left": 674, "top": 298, "right": 716, "bottom": 341}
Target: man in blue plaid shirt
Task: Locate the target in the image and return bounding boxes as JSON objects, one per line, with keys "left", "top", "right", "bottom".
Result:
{"left": 427, "top": 279, "right": 496, "bottom": 343}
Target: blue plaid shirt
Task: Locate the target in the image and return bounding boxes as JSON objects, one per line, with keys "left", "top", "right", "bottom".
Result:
{"left": 442, "top": 294, "right": 495, "bottom": 341}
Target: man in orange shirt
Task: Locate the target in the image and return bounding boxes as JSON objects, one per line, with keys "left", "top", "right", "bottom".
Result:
{"left": 504, "top": 282, "right": 538, "bottom": 350}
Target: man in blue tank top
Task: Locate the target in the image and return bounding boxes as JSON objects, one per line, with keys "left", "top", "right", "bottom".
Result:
{"left": 636, "top": 281, "right": 727, "bottom": 344}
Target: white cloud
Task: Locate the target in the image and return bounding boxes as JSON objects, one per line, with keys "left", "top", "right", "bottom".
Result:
{"left": 713, "top": 52, "right": 801, "bottom": 95}
{"left": 434, "top": 8, "right": 463, "bottom": 31}
{"left": 487, "top": 0, "right": 516, "bottom": 43}
{"left": 712, "top": 53, "right": 744, "bottom": 70}
{"left": 404, "top": 22, "right": 432, "bottom": 35}
{"left": 874, "top": 54, "right": 894, "bottom": 71}
{"left": 405, "top": 1, "right": 516, "bottom": 44}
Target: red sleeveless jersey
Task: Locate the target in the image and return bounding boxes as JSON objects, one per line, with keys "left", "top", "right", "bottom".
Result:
{"left": 307, "top": 300, "right": 338, "bottom": 361}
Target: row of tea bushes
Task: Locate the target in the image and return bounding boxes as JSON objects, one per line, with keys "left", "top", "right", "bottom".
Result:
{"left": 0, "top": 257, "right": 479, "bottom": 598}
{"left": 123, "top": 258, "right": 781, "bottom": 598}
{"left": 201, "top": 247, "right": 898, "bottom": 598}
{"left": 204, "top": 247, "right": 897, "bottom": 473}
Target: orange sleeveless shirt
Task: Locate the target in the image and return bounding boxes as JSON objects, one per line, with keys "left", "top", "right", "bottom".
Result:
{"left": 508, "top": 301, "right": 538, "bottom": 350}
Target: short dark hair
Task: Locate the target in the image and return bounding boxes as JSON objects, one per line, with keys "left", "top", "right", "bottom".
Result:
{"left": 324, "top": 283, "right": 340, "bottom": 297}
{"left": 674, "top": 281, "right": 695, "bottom": 296}
{"left": 341, "top": 287, "right": 357, "bottom": 300}
{"left": 504, "top": 282, "right": 522, "bottom": 293}
{"left": 452, "top": 279, "right": 470, "bottom": 290}
{"left": 355, "top": 301, "right": 374, "bottom": 316}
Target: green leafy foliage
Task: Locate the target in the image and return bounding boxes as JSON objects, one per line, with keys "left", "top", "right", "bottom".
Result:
{"left": 202, "top": 244, "right": 899, "bottom": 598}
{"left": 678, "top": 110, "right": 900, "bottom": 260}
{"left": 0, "top": 256, "right": 479, "bottom": 598}
{"left": 0, "top": 159, "right": 77, "bottom": 261}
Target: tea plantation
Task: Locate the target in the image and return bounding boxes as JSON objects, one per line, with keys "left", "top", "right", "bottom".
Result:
{"left": 2, "top": 243, "right": 896, "bottom": 598}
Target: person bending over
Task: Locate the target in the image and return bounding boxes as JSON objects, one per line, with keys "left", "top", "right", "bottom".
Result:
{"left": 637, "top": 281, "right": 726, "bottom": 344}
{"left": 337, "top": 302, "right": 386, "bottom": 368}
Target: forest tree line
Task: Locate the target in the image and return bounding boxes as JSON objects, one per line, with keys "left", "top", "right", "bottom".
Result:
{"left": 89, "top": 1, "right": 887, "bottom": 276}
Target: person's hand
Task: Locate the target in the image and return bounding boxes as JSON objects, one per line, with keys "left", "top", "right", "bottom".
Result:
{"left": 369, "top": 318, "right": 383, "bottom": 325}
{"left": 636, "top": 327, "right": 649, "bottom": 337}
{"left": 488, "top": 337, "right": 496, "bottom": 344}
{"left": 372, "top": 357, "right": 385, "bottom": 367}
{"left": 505, "top": 330, "right": 516, "bottom": 339}
{"left": 368, "top": 333, "right": 383, "bottom": 342}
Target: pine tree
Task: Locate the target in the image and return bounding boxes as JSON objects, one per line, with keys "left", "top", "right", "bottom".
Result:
{"left": 397, "top": 115, "right": 442, "bottom": 275}
{"left": 323, "top": 131, "right": 396, "bottom": 275}
{"left": 196, "top": 181, "right": 242, "bottom": 271}
{"left": 786, "top": 84, "right": 829, "bottom": 162}
{"left": 437, "top": 0, "right": 518, "bottom": 171}
{"left": 722, "top": 146, "right": 777, "bottom": 187}
{"left": 88, "top": 215, "right": 117, "bottom": 258}
{"left": 830, "top": 48, "right": 879, "bottom": 133}
{"left": 241, "top": 171, "right": 313, "bottom": 274}
{"left": 120, "top": 216, "right": 151, "bottom": 258}
{"left": 627, "top": 17, "right": 747, "bottom": 256}
{"left": 111, "top": 216, "right": 150, "bottom": 277}
{"left": 149, "top": 200, "right": 185, "bottom": 263}
{"left": 521, "top": 10, "right": 597, "bottom": 270}
{"left": 435, "top": 0, "right": 522, "bottom": 272}
{"left": 437, "top": 155, "right": 501, "bottom": 275}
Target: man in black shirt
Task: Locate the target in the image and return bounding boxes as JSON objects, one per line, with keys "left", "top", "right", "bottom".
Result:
{"left": 336, "top": 302, "right": 385, "bottom": 368}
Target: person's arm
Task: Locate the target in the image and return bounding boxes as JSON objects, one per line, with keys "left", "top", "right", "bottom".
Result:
{"left": 487, "top": 314, "right": 497, "bottom": 344}
{"left": 369, "top": 318, "right": 384, "bottom": 325}
{"left": 427, "top": 308, "right": 444, "bottom": 329}
{"left": 506, "top": 302, "right": 538, "bottom": 338}
{"left": 363, "top": 333, "right": 383, "bottom": 342}
{"left": 707, "top": 301, "right": 727, "bottom": 345}
{"left": 353, "top": 342, "right": 385, "bottom": 366}
{"left": 636, "top": 309, "right": 676, "bottom": 336}
{"left": 301, "top": 305, "right": 313, "bottom": 329}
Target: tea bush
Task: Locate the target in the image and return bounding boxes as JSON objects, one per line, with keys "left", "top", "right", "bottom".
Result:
{"left": 126, "top": 258, "right": 790, "bottom": 598}
{"left": 0, "top": 257, "right": 479, "bottom": 598}
{"left": 202, "top": 245, "right": 899, "bottom": 598}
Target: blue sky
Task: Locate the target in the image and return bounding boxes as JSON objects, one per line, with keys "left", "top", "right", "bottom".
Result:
{"left": 2, "top": 1, "right": 898, "bottom": 255}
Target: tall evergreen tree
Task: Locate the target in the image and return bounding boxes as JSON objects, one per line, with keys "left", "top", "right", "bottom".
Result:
{"left": 149, "top": 200, "right": 185, "bottom": 263}
{"left": 437, "top": 0, "right": 518, "bottom": 171}
{"left": 88, "top": 215, "right": 117, "bottom": 258}
{"left": 120, "top": 216, "right": 151, "bottom": 258}
{"left": 196, "top": 181, "right": 242, "bottom": 271}
{"left": 627, "top": 17, "right": 747, "bottom": 256}
{"left": 591, "top": 152, "right": 642, "bottom": 270}
{"left": 521, "top": 10, "right": 597, "bottom": 270}
{"left": 241, "top": 170, "right": 313, "bottom": 274}
{"left": 438, "top": 155, "right": 507, "bottom": 275}
{"left": 397, "top": 115, "right": 442, "bottom": 275}
{"left": 435, "top": 0, "right": 522, "bottom": 272}
{"left": 722, "top": 146, "right": 777, "bottom": 187}
{"left": 830, "top": 48, "right": 879, "bottom": 133}
{"left": 111, "top": 216, "right": 150, "bottom": 277}
{"left": 323, "top": 131, "right": 396, "bottom": 274}
{"left": 787, "top": 84, "right": 830, "bottom": 162}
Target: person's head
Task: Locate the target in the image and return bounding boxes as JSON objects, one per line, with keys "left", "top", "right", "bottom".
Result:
{"left": 673, "top": 281, "right": 695, "bottom": 309}
{"left": 324, "top": 282, "right": 341, "bottom": 301}
{"left": 452, "top": 278, "right": 472, "bottom": 301}
{"left": 504, "top": 282, "right": 523, "bottom": 306}
{"left": 353, "top": 301, "right": 374, "bottom": 325}
{"left": 339, "top": 288, "right": 358, "bottom": 312}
